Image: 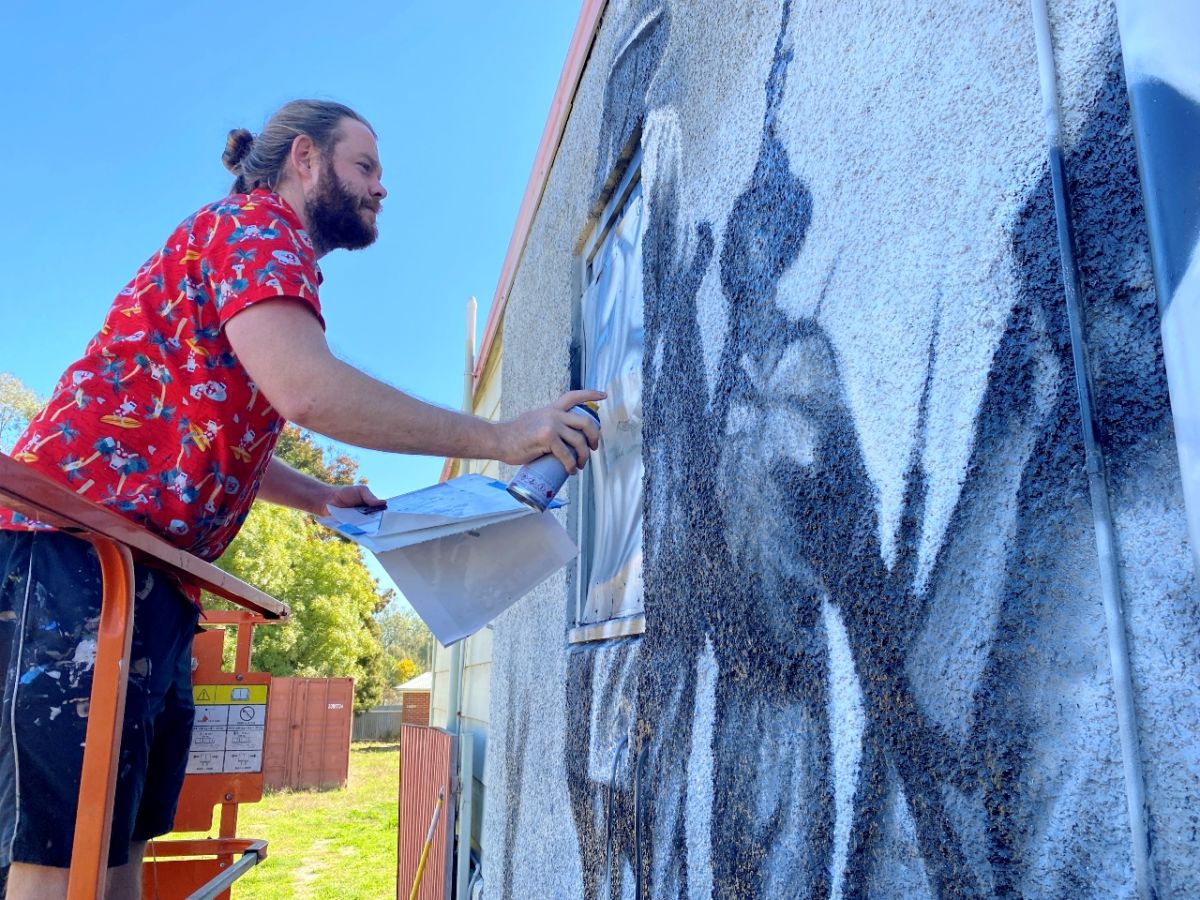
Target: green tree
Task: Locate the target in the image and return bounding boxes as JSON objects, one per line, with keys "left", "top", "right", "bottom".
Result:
{"left": 274, "top": 425, "right": 360, "bottom": 486}
{"left": 0, "top": 373, "right": 42, "bottom": 453}
{"left": 378, "top": 605, "right": 434, "bottom": 672}
{"left": 212, "top": 427, "right": 395, "bottom": 713}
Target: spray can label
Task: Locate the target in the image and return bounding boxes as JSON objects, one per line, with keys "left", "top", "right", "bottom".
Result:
{"left": 507, "top": 402, "right": 601, "bottom": 512}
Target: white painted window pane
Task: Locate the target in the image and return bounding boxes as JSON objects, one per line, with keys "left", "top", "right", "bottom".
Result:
{"left": 581, "top": 180, "right": 646, "bottom": 624}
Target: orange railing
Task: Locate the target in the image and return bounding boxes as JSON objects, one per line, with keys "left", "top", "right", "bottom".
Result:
{"left": 0, "top": 453, "right": 289, "bottom": 899}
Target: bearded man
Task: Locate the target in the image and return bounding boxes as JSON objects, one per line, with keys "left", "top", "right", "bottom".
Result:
{"left": 0, "top": 99, "right": 602, "bottom": 899}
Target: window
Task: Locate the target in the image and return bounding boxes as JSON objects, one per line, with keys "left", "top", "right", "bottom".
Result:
{"left": 569, "top": 153, "right": 646, "bottom": 644}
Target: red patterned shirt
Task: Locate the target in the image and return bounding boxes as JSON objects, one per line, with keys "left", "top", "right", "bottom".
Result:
{"left": 0, "top": 189, "right": 323, "bottom": 565}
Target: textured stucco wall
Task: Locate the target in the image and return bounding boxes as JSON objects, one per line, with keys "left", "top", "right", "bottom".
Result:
{"left": 484, "top": 1, "right": 1200, "bottom": 897}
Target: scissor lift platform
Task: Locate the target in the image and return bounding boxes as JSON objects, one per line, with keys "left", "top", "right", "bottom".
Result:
{"left": 0, "top": 453, "right": 290, "bottom": 899}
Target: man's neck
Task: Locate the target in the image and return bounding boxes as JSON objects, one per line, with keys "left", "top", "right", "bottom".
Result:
{"left": 273, "top": 181, "right": 327, "bottom": 258}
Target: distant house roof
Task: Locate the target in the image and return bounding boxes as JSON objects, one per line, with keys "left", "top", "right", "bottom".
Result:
{"left": 396, "top": 671, "right": 432, "bottom": 693}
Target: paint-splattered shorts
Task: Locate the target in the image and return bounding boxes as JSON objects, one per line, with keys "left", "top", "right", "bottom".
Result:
{"left": 0, "top": 531, "right": 200, "bottom": 869}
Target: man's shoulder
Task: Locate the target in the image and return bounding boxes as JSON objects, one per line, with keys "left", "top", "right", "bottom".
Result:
{"left": 186, "top": 191, "right": 307, "bottom": 244}
{"left": 190, "top": 191, "right": 282, "bottom": 221}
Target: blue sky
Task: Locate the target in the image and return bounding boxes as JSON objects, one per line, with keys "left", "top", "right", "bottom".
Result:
{"left": 0, "top": 2, "right": 581, "bottom": 603}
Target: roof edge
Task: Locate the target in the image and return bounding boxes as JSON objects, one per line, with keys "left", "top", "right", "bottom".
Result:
{"left": 472, "top": 0, "right": 607, "bottom": 391}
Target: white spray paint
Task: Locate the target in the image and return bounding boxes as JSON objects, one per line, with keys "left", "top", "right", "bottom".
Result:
{"left": 823, "top": 598, "right": 866, "bottom": 900}
{"left": 1114, "top": 0, "right": 1200, "bottom": 104}
{"left": 71, "top": 638, "right": 97, "bottom": 669}
{"left": 685, "top": 639, "right": 717, "bottom": 900}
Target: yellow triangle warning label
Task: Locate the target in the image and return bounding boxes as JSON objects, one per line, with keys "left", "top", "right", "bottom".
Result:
{"left": 197, "top": 689, "right": 212, "bottom": 702}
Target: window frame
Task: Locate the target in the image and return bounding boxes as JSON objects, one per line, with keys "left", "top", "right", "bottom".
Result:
{"left": 567, "top": 149, "right": 647, "bottom": 645}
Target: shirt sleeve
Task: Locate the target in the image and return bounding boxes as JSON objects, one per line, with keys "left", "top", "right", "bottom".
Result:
{"left": 203, "top": 199, "right": 325, "bottom": 330}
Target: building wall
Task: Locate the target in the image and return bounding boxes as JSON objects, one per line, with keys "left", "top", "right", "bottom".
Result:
{"left": 484, "top": 1, "right": 1200, "bottom": 898}
{"left": 431, "top": 622, "right": 494, "bottom": 739}
{"left": 431, "top": 319, "right": 503, "bottom": 747}
{"left": 402, "top": 691, "right": 431, "bottom": 726}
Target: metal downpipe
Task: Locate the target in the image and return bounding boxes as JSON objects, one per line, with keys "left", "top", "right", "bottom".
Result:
{"left": 447, "top": 295, "right": 476, "bottom": 740}
{"left": 1029, "top": 3, "right": 1156, "bottom": 897}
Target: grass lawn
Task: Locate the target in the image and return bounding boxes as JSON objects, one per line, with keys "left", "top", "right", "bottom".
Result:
{"left": 166, "top": 742, "right": 399, "bottom": 899}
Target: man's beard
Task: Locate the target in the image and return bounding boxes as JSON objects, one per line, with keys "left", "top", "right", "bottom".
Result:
{"left": 305, "top": 167, "right": 378, "bottom": 254}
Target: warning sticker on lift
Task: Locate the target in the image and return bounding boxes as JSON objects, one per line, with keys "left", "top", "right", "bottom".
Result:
{"left": 187, "top": 684, "right": 268, "bottom": 775}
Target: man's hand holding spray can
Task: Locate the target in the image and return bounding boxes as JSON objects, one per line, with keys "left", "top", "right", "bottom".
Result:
{"left": 508, "top": 400, "right": 603, "bottom": 511}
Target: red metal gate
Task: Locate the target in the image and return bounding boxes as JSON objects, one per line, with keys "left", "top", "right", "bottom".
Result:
{"left": 398, "top": 725, "right": 456, "bottom": 900}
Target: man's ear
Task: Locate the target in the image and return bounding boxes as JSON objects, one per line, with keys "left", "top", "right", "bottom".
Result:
{"left": 287, "top": 134, "right": 320, "bottom": 188}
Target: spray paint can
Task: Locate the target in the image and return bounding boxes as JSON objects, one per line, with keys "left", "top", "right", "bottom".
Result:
{"left": 507, "top": 402, "right": 601, "bottom": 512}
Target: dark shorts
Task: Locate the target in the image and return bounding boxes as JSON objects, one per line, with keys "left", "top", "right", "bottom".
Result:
{"left": 0, "top": 531, "right": 199, "bottom": 869}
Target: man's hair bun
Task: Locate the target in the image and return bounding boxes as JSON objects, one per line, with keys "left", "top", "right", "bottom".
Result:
{"left": 221, "top": 100, "right": 372, "bottom": 194}
{"left": 222, "top": 128, "right": 255, "bottom": 174}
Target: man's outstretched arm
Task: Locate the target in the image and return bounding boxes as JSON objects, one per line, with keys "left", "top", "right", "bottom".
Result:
{"left": 257, "top": 456, "right": 384, "bottom": 517}
{"left": 224, "top": 299, "right": 603, "bottom": 474}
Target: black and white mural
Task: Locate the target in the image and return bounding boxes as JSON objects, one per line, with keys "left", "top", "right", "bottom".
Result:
{"left": 488, "top": 1, "right": 1200, "bottom": 898}
{"left": 1114, "top": 0, "right": 1200, "bottom": 580}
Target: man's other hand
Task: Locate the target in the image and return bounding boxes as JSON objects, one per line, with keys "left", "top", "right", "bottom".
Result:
{"left": 498, "top": 390, "right": 606, "bottom": 475}
{"left": 322, "top": 483, "right": 386, "bottom": 518}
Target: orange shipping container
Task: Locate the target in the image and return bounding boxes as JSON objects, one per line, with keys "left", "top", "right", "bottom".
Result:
{"left": 262, "top": 676, "right": 354, "bottom": 790}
